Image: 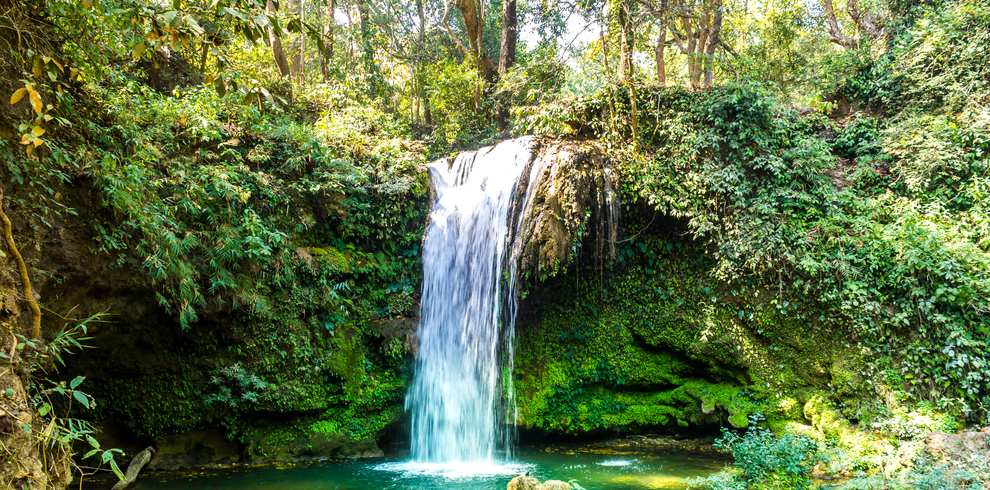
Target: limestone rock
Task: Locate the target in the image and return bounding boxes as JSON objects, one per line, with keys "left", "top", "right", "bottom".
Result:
{"left": 924, "top": 430, "right": 990, "bottom": 463}
{"left": 512, "top": 140, "right": 616, "bottom": 278}
{"left": 537, "top": 480, "right": 572, "bottom": 490}
{"left": 507, "top": 475, "right": 541, "bottom": 490}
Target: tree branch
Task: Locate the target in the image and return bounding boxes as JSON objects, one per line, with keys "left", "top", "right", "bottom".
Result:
{"left": 822, "top": 0, "right": 858, "bottom": 48}
{"left": 441, "top": 0, "right": 472, "bottom": 59}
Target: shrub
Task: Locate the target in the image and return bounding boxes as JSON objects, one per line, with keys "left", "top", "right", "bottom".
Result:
{"left": 688, "top": 415, "right": 826, "bottom": 490}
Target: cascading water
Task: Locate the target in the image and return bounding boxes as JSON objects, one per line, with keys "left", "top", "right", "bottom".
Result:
{"left": 404, "top": 138, "right": 539, "bottom": 466}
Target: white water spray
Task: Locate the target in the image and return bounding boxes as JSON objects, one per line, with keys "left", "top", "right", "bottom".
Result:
{"left": 405, "top": 138, "right": 539, "bottom": 465}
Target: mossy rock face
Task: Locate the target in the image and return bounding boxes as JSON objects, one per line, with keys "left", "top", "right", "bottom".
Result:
{"left": 804, "top": 393, "right": 851, "bottom": 440}
{"left": 148, "top": 429, "right": 242, "bottom": 470}
{"left": 513, "top": 204, "right": 868, "bottom": 435}
{"left": 243, "top": 423, "right": 383, "bottom": 463}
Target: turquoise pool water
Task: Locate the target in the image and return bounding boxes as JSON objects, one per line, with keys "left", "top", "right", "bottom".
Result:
{"left": 86, "top": 444, "right": 728, "bottom": 490}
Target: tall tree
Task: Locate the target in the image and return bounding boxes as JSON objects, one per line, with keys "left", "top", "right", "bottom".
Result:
{"left": 357, "top": 0, "right": 380, "bottom": 96}
{"left": 320, "top": 0, "right": 335, "bottom": 80}
{"left": 289, "top": 0, "right": 305, "bottom": 81}
{"left": 267, "top": 0, "right": 291, "bottom": 76}
{"left": 618, "top": 0, "right": 636, "bottom": 81}
{"left": 416, "top": 0, "right": 433, "bottom": 126}
{"left": 499, "top": 0, "right": 517, "bottom": 74}
{"left": 496, "top": 0, "right": 517, "bottom": 128}
{"left": 635, "top": 0, "right": 671, "bottom": 86}
{"left": 668, "top": 0, "right": 724, "bottom": 90}
{"left": 443, "top": 0, "right": 498, "bottom": 85}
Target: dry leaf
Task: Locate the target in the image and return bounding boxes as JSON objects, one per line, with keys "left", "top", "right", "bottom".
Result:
{"left": 28, "top": 89, "right": 42, "bottom": 116}
{"left": 10, "top": 88, "right": 27, "bottom": 105}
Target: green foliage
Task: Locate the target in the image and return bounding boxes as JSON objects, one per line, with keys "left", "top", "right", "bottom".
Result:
{"left": 606, "top": 81, "right": 990, "bottom": 414}
{"left": 204, "top": 363, "right": 270, "bottom": 406}
{"left": 834, "top": 117, "right": 882, "bottom": 160}
{"left": 889, "top": 0, "right": 990, "bottom": 113}
{"left": 840, "top": 457, "right": 990, "bottom": 489}
{"left": 869, "top": 404, "right": 958, "bottom": 440}
{"left": 688, "top": 415, "right": 825, "bottom": 490}
{"left": 4, "top": 315, "right": 127, "bottom": 482}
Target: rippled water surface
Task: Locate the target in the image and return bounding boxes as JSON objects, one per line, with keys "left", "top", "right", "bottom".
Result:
{"left": 90, "top": 445, "right": 729, "bottom": 490}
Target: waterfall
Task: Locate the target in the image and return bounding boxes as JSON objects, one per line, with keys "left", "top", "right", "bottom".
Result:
{"left": 405, "top": 138, "right": 538, "bottom": 464}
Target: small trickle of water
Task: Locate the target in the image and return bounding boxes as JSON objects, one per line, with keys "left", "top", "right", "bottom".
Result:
{"left": 405, "top": 138, "right": 537, "bottom": 465}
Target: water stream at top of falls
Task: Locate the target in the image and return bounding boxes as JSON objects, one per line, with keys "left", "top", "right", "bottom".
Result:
{"left": 404, "top": 138, "right": 540, "bottom": 466}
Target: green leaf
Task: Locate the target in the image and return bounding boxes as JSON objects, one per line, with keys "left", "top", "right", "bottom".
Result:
{"left": 70, "top": 375, "right": 86, "bottom": 389}
{"left": 87, "top": 435, "right": 100, "bottom": 448}
{"left": 84, "top": 449, "right": 99, "bottom": 459}
{"left": 73, "top": 391, "right": 90, "bottom": 408}
{"left": 38, "top": 403, "right": 51, "bottom": 417}
{"left": 110, "top": 457, "right": 125, "bottom": 480}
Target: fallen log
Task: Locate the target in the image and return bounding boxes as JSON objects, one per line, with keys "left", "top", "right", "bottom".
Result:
{"left": 110, "top": 446, "right": 156, "bottom": 490}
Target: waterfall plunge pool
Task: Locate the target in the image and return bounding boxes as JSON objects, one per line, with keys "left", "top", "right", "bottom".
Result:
{"left": 83, "top": 445, "right": 729, "bottom": 490}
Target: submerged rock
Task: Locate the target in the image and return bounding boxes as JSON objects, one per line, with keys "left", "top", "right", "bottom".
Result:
{"left": 604, "top": 434, "right": 716, "bottom": 450}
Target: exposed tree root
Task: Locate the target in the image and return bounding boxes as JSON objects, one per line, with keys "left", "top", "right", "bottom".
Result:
{"left": 0, "top": 189, "right": 41, "bottom": 339}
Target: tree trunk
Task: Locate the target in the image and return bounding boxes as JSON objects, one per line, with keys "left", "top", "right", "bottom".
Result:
{"left": 498, "top": 0, "right": 517, "bottom": 74}
{"left": 655, "top": 25, "right": 666, "bottom": 86}
{"left": 110, "top": 447, "right": 156, "bottom": 490}
{"left": 618, "top": 0, "right": 635, "bottom": 81}
{"left": 452, "top": 0, "right": 497, "bottom": 84}
{"left": 288, "top": 0, "right": 305, "bottom": 82}
{"left": 702, "top": 0, "right": 722, "bottom": 89}
{"left": 0, "top": 192, "right": 41, "bottom": 340}
{"left": 357, "top": 0, "right": 379, "bottom": 96}
{"left": 822, "top": 0, "right": 858, "bottom": 48}
{"left": 320, "top": 0, "right": 335, "bottom": 80}
{"left": 848, "top": 0, "right": 884, "bottom": 39}
{"left": 416, "top": 0, "right": 433, "bottom": 126}
{"left": 266, "top": 0, "right": 291, "bottom": 76}
{"left": 601, "top": 6, "right": 617, "bottom": 132}
{"left": 496, "top": 0, "right": 517, "bottom": 129}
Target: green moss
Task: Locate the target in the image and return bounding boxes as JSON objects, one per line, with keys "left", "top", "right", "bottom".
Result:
{"left": 804, "top": 392, "right": 851, "bottom": 440}
{"left": 514, "top": 215, "right": 869, "bottom": 435}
